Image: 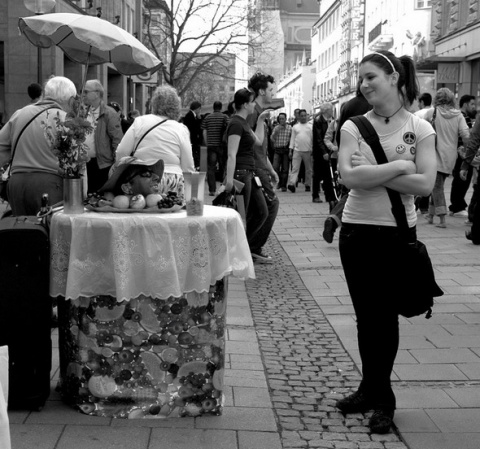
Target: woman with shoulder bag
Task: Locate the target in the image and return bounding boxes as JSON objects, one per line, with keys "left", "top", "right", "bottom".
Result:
{"left": 223, "top": 88, "right": 269, "bottom": 253}
{"left": 114, "top": 85, "right": 195, "bottom": 200}
{"left": 336, "top": 51, "right": 437, "bottom": 434}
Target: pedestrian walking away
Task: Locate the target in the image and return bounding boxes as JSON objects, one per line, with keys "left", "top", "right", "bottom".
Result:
{"left": 114, "top": 85, "right": 195, "bottom": 201}
{"left": 183, "top": 101, "right": 202, "bottom": 170}
{"left": 202, "top": 101, "right": 228, "bottom": 196}
{"left": 423, "top": 88, "right": 470, "bottom": 227}
{"left": 337, "top": 50, "right": 436, "bottom": 434}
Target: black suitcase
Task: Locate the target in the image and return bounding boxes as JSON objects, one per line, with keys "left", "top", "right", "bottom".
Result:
{"left": 0, "top": 215, "right": 52, "bottom": 410}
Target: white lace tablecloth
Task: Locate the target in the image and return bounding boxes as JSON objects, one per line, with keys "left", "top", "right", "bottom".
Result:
{"left": 50, "top": 206, "right": 254, "bottom": 301}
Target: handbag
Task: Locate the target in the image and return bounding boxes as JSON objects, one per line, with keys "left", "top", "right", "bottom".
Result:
{"left": 350, "top": 115, "right": 444, "bottom": 319}
{"left": 0, "top": 106, "right": 57, "bottom": 202}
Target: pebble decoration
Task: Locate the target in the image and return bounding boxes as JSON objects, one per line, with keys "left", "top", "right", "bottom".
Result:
{"left": 57, "top": 279, "right": 227, "bottom": 418}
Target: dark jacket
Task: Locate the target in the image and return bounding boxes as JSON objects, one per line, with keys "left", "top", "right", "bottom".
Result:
{"left": 94, "top": 102, "right": 123, "bottom": 169}
{"left": 183, "top": 110, "right": 202, "bottom": 147}
{"left": 461, "top": 112, "right": 480, "bottom": 171}
{"left": 312, "top": 114, "right": 330, "bottom": 158}
{"left": 336, "top": 95, "right": 372, "bottom": 146}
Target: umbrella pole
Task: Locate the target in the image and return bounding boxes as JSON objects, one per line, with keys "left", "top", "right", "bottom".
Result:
{"left": 80, "top": 47, "right": 92, "bottom": 98}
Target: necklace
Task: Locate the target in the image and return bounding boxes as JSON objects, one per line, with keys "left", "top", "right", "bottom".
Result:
{"left": 372, "top": 105, "right": 403, "bottom": 124}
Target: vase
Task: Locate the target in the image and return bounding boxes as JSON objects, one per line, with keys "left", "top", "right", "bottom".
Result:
{"left": 63, "top": 178, "right": 84, "bottom": 214}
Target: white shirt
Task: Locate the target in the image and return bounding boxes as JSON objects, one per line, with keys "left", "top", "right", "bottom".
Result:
{"left": 289, "top": 122, "right": 313, "bottom": 152}
{"left": 342, "top": 112, "right": 435, "bottom": 227}
{"left": 414, "top": 106, "right": 433, "bottom": 121}
{"left": 116, "top": 114, "right": 195, "bottom": 175}
{"left": 85, "top": 107, "right": 99, "bottom": 158}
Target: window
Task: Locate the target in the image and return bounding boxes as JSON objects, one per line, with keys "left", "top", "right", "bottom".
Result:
{"left": 415, "top": 0, "right": 431, "bottom": 8}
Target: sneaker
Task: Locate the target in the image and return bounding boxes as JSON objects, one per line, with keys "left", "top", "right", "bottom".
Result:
{"left": 312, "top": 197, "right": 323, "bottom": 203}
{"left": 323, "top": 217, "right": 338, "bottom": 244}
{"left": 209, "top": 192, "right": 216, "bottom": 196}
{"left": 281, "top": 187, "right": 287, "bottom": 192}
{"left": 251, "top": 251, "right": 274, "bottom": 264}
{"left": 335, "top": 390, "right": 372, "bottom": 415}
{"left": 305, "top": 186, "right": 311, "bottom": 192}
{"left": 451, "top": 210, "right": 468, "bottom": 217}
{"left": 287, "top": 185, "right": 296, "bottom": 193}
{"left": 369, "top": 409, "right": 394, "bottom": 434}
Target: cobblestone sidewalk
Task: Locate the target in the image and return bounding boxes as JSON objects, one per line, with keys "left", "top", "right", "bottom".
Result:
{"left": 247, "top": 235, "right": 407, "bottom": 449}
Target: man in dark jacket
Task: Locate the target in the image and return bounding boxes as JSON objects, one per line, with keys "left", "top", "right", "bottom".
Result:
{"left": 312, "top": 102, "right": 336, "bottom": 207}
{"left": 82, "top": 79, "right": 123, "bottom": 193}
{"left": 183, "top": 101, "right": 202, "bottom": 169}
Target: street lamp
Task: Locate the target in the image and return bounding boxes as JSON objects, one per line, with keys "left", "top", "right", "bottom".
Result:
{"left": 23, "top": 0, "right": 57, "bottom": 84}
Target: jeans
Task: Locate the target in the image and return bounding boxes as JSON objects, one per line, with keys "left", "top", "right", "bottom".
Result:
{"left": 312, "top": 155, "right": 336, "bottom": 202}
{"left": 248, "top": 168, "right": 279, "bottom": 253}
{"left": 272, "top": 149, "right": 289, "bottom": 189}
{"left": 233, "top": 169, "right": 268, "bottom": 250}
{"left": 339, "top": 223, "right": 412, "bottom": 410}
{"left": 450, "top": 156, "right": 473, "bottom": 213}
{"left": 429, "top": 172, "right": 448, "bottom": 216}
{"left": 288, "top": 151, "right": 312, "bottom": 187}
{"left": 470, "top": 181, "right": 480, "bottom": 243}
{"left": 207, "top": 146, "right": 224, "bottom": 193}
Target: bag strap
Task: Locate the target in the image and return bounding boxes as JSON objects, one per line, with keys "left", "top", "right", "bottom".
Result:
{"left": 132, "top": 119, "right": 168, "bottom": 155}
{"left": 10, "top": 105, "right": 58, "bottom": 168}
{"left": 349, "top": 115, "right": 411, "bottom": 240}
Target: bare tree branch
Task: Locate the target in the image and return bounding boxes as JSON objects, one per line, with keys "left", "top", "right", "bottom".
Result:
{"left": 142, "top": 0, "right": 280, "bottom": 101}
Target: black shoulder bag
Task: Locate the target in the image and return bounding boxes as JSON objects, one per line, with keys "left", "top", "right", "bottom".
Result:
{"left": 0, "top": 106, "right": 57, "bottom": 202}
{"left": 350, "top": 115, "right": 444, "bottom": 319}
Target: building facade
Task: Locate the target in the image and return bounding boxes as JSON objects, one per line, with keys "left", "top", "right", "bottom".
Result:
{"left": 428, "top": 0, "right": 480, "bottom": 98}
{"left": 0, "top": 0, "right": 150, "bottom": 124}
{"left": 312, "top": 0, "right": 342, "bottom": 114}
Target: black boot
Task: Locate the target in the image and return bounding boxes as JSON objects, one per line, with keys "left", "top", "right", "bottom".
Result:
{"left": 323, "top": 217, "right": 338, "bottom": 244}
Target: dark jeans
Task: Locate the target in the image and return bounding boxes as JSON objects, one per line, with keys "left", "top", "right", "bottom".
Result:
{"left": 470, "top": 181, "right": 480, "bottom": 244}
{"left": 233, "top": 169, "right": 268, "bottom": 250}
{"left": 192, "top": 144, "right": 201, "bottom": 169}
{"left": 449, "top": 156, "right": 473, "bottom": 213}
{"left": 87, "top": 159, "right": 111, "bottom": 194}
{"left": 468, "top": 180, "right": 478, "bottom": 223}
{"left": 248, "top": 168, "right": 279, "bottom": 254}
{"left": 272, "top": 149, "right": 289, "bottom": 189}
{"left": 312, "top": 156, "right": 336, "bottom": 202}
{"left": 415, "top": 195, "right": 430, "bottom": 213}
{"left": 339, "top": 223, "right": 413, "bottom": 410}
{"left": 207, "top": 146, "right": 224, "bottom": 193}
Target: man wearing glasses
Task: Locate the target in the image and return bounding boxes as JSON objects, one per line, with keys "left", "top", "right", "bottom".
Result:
{"left": 82, "top": 79, "right": 123, "bottom": 193}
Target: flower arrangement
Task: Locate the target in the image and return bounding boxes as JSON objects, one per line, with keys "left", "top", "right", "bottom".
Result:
{"left": 43, "top": 105, "right": 93, "bottom": 179}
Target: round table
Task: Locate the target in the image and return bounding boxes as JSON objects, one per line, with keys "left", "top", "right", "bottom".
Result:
{"left": 50, "top": 206, "right": 254, "bottom": 418}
